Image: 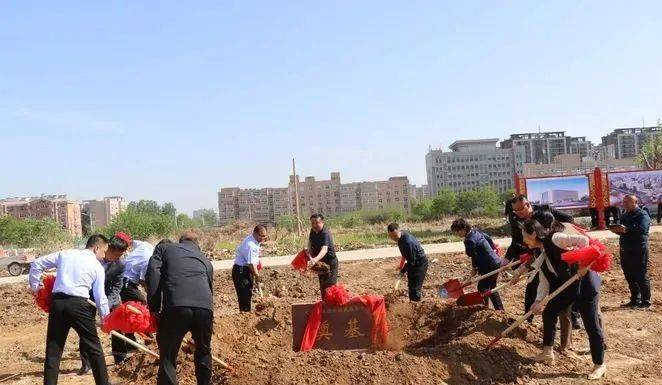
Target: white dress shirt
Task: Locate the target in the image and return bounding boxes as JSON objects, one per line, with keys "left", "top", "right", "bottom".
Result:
{"left": 234, "top": 234, "right": 260, "bottom": 267}
{"left": 28, "top": 248, "right": 110, "bottom": 318}
{"left": 122, "top": 240, "right": 155, "bottom": 284}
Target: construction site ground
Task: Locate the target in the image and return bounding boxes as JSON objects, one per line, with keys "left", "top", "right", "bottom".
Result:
{"left": 0, "top": 234, "right": 661, "bottom": 385}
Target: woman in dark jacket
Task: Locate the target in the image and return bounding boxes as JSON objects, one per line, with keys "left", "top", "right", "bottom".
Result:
{"left": 451, "top": 218, "right": 505, "bottom": 310}
{"left": 522, "top": 211, "right": 606, "bottom": 380}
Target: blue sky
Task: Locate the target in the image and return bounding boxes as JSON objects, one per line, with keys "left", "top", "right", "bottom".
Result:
{"left": 1, "top": 1, "right": 661, "bottom": 214}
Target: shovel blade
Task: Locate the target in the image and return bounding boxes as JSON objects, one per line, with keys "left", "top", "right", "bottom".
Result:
{"left": 438, "top": 286, "right": 464, "bottom": 299}
{"left": 456, "top": 291, "right": 485, "bottom": 306}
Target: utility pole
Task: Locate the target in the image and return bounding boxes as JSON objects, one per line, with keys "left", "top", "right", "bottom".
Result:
{"left": 292, "top": 158, "right": 302, "bottom": 236}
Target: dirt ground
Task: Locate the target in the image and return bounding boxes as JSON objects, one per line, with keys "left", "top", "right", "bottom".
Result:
{"left": 1, "top": 235, "right": 661, "bottom": 385}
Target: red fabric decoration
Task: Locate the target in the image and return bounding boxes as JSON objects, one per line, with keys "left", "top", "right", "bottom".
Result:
{"left": 257, "top": 261, "right": 263, "bottom": 271}
{"left": 299, "top": 285, "right": 389, "bottom": 352}
{"left": 493, "top": 244, "right": 502, "bottom": 256}
{"left": 561, "top": 237, "right": 613, "bottom": 273}
{"left": 290, "top": 249, "right": 309, "bottom": 273}
{"left": 102, "top": 301, "right": 158, "bottom": 334}
{"left": 114, "top": 232, "right": 132, "bottom": 246}
{"left": 324, "top": 284, "right": 351, "bottom": 306}
{"left": 397, "top": 256, "right": 406, "bottom": 270}
{"left": 35, "top": 275, "right": 56, "bottom": 312}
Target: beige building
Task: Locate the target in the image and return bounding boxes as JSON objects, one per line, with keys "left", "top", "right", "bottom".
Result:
{"left": 0, "top": 195, "right": 83, "bottom": 237}
{"left": 218, "top": 187, "right": 291, "bottom": 224}
{"left": 218, "top": 172, "right": 413, "bottom": 225}
{"left": 82, "top": 196, "right": 127, "bottom": 231}
{"left": 523, "top": 154, "right": 639, "bottom": 177}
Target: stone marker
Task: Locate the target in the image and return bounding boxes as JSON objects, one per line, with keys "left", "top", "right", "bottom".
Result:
{"left": 292, "top": 302, "right": 373, "bottom": 351}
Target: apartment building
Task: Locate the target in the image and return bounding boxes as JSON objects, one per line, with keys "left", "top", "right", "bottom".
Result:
{"left": 425, "top": 139, "right": 525, "bottom": 196}
{"left": 218, "top": 187, "right": 288, "bottom": 224}
{"left": 82, "top": 196, "right": 127, "bottom": 231}
{"left": 500, "top": 131, "right": 593, "bottom": 165}
{"left": 218, "top": 172, "right": 413, "bottom": 225}
{"left": 0, "top": 195, "right": 83, "bottom": 237}
{"left": 410, "top": 185, "right": 430, "bottom": 201}
{"left": 601, "top": 126, "right": 662, "bottom": 159}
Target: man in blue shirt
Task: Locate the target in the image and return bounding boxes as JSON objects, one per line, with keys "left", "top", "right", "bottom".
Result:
{"left": 611, "top": 194, "right": 652, "bottom": 309}
{"left": 387, "top": 223, "right": 428, "bottom": 301}
{"left": 232, "top": 225, "right": 267, "bottom": 312}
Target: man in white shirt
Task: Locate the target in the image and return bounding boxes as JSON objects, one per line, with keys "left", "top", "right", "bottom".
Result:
{"left": 113, "top": 237, "right": 154, "bottom": 363}
{"left": 232, "top": 225, "right": 267, "bottom": 312}
{"left": 29, "top": 234, "right": 125, "bottom": 385}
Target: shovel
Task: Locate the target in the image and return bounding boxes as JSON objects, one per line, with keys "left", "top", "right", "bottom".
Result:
{"left": 456, "top": 270, "right": 534, "bottom": 306}
{"left": 485, "top": 261, "right": 595, "bottom": 350}
{"left": 439, "top": 254, "right": 531, "bottom": 299}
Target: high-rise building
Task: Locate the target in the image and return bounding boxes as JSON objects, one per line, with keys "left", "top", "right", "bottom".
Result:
{"left": 425, "top": 139, "right": 525, "bottom": 196}
{"left": 500, "top": 131, "right": 592, "bottom": 165}
{"left": 409, "top": 185, "right": 430, "bottom": 201}
{"left": 601, "top": 126, "right": 662, "bottom": 159}
{"left": 0, "top": 195, "right": 83, "bottom": 237}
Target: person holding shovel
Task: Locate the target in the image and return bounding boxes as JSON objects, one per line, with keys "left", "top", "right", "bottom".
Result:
{"left": 506, "top": 195, "right": 576, "bottom": 324}
{"left": 28, "top": 234, "right": 123, "bottom": 385}
{"left": 387, "top": 223, "right": 428, "bottom": 301}
{"left": 522, "top": 212, "right": 606, "bottom": 380}
{"left": 308, "top": 214, "right": 339, "bottom": 299}
{"left": 451, "top": 218, "right": 505, "bottom": 310}
{"left": 232, "top": 225, "right": 267, "bottom": 312}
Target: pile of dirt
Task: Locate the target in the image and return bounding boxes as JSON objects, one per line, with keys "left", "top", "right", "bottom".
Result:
{"left": 115, "top": 295, "right": 550, "bottom": 385}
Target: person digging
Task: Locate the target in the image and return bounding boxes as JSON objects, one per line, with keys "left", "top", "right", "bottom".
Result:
{"left": 387, "top": 223, "right": 428, "bottom": 302}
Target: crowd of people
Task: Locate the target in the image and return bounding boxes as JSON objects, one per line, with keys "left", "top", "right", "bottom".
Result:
{"left": 27, "top": 193, "right": 655, "bottom": 384}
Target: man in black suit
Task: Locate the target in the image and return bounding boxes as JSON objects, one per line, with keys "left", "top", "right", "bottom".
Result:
{"left": 146, "top": 230, "right": 214, "bottom": 385}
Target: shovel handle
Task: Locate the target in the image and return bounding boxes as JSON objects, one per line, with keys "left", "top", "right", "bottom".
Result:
{"left": 86, "top": 300, "right": 160, "bottom": 359}
{"left": 183, "top": 337, "right": 234, "bottom": 372}
{"left": 488, "top": 261, "right": 594, "bottom": 348}
{"left": 469, "top": 259, "right": 520, "bottom": 285}
{"left": 486, "top": 270, "right": 535, "bottom": 297}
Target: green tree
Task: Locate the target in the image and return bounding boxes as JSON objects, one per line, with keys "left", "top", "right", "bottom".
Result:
{"left": 103, "top": 206, "right": 176, "bottom": 240}
{"left": 194, "top": 209, "right": 219, "bottom": 227}
{"left": 430, "top": 189, "right": 457, "bottom": 217}
{"left": 412, "top": 199, "right": 433, "bottom": 220}
{"left": 129, "top": 200, "right": 161, "bottom": 215}
{"left": 636, "top": 130, "right": 662, "bottom": 170}
{"left": 276, "top": 215, "right": 296, "bottom": 232}
{"left": 176, "top": 213, "right": 199, "bottom": 228}
{"left": 161, "top": 202, "right": 177, "bottom": 217}
{"left": 457, "top": 187, "right": 500, "bottom": 216}
{"left": 0, "top": 216, "right": 73, "bottom": 250}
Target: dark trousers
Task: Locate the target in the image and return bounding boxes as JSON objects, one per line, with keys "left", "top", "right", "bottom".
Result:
{"left": 621, "top": 252, "right": 652, "bottom": 304}
{"left": 576, "top": 293, "right": 605, "bottom": 365}
{"left": 542, "top": 284, "right": 579, "bottom": 348}
{"left": 407, "top": 260, "right": 428, "bottom": 302}
{"left": 45, "top": 294, "right": 109, "bottom": 385}
{"left": 318, "top": 260, "right": 339, "bottom": 299}
{"left": 657, "top": 203, "right": 661, "bottom": 224}
{"left": 157, "top": 307, "right": 213, "bottom": 385}
{"left": 524, "top": 275, "right": 539, "bottom": 322}
{"left": 232, "top": 265, "right": 253, "bottom": 312}
{"left": 477, "top": 275, "right": 504, "bottom": 310}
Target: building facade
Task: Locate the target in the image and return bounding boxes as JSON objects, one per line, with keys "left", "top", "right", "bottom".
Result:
{"left": 522, "top": 154, "right": 638, "bottom": 177}
{"left": 218, "top": 172, "right": 413, "bottom": 225}
{"left": 82, "top": 196, "right": 127, "bottom": 232}
{"left": 601, "top": 126, "right": 662, "bottom": 159}
{"left": 500, "top": 131, "right": 592, "bottom": 165}
{"left": 0, "top": 195, "right": 83, "bottom": 237}
{"left": 425, "top": 139, "right": 525, "bottom": 196}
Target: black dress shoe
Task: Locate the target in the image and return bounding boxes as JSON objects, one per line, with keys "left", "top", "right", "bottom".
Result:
{"left": 637, "top": 302, "right": 652, "bottom": 310}
{"left": 620, "top": 300, "right": 640, "bottom": 308}
{"left": 76, "top": 364, "right": 90, "bottom": 376}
